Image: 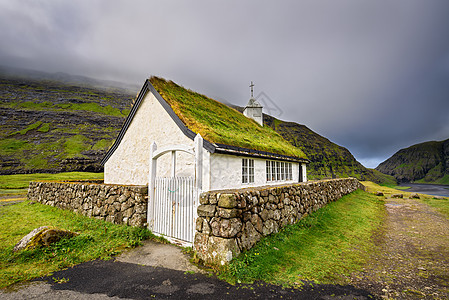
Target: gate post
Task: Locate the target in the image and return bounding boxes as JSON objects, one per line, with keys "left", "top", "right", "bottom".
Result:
{"left": 147, "top": 141, "right": 157, "bottom": 231}
{"left": 194, "top": 134, "right": 203, "bottom": 192}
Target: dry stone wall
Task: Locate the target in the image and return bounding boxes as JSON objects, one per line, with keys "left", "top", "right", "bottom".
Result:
{"left": 194, "top": 178, "right": 364, "bottom": 266}
{"left": 27, "top": 181, "right": 148, "bottom": 227}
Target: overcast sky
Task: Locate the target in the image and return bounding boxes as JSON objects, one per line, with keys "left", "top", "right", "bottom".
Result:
{"left": 1, "top": 0, "right": 449, "bottom": 168}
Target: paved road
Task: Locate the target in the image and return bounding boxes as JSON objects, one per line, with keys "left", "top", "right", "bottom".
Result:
{"left": 1, "top": 259, "right": 375, "bottom": 299}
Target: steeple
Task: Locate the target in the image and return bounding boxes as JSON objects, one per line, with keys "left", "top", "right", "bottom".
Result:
{"left": 243, "top": 81, "right": 263, "bottom": 126}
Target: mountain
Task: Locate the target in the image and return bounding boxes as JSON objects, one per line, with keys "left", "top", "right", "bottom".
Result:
{"left": 0, "top": 69, "right": 394, "bottom": 184}
{"left": 0, "top": 65, "right": 140, "bottom": 94}
{"left": 0, "top": 72, "right": 137, "bottom": 174}
{"left": 376, "top": 139, "right": 449, "bottom": 184}
{"left": 230, "top": 105, "right": 393, "bottom": 183}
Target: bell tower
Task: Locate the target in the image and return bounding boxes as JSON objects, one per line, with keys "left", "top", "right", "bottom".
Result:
{"left": 243, "top": 81, "right": 263, "bottom": 126}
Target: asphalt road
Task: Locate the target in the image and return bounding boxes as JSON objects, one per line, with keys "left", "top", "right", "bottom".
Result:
{"left": 1, "top": 259, "right": 376, "bottom": 299}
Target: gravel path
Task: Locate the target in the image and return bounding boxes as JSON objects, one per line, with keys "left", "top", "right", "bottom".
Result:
{"left": 351, "top": 197, "right": 449, "bottom": 299}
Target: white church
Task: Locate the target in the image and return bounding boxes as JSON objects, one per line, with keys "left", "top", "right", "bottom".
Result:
{"left": 101, "top": 76, "right": 308, "bottom": 243}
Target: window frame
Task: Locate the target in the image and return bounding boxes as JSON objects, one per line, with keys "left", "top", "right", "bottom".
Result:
{"left": 242, "top": 158, "right": 254, "bottom": 184}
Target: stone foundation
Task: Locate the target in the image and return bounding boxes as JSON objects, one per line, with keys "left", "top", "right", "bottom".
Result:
{"left": 194, "top": 178, "right": 364, "bottom": 266}
{"left": 27, "top": 181, "right": 148, "bottom": 227}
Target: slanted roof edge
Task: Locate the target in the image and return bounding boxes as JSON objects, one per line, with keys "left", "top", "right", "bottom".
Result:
{"left": 101, "top": 78, "right": 307, "bottom": 166}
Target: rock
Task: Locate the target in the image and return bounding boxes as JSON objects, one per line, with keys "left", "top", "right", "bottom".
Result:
{"left": 391, "top": 194, "right": 403, "bottom": 198}
{"left": 410, "top": 193, "right": 420, "bottom": 199}
{"left": 375, "top": 191, "right": 384, "bottom": 196}
{"left": 217, "top": 208, "right": 240, "bottom": 219}
{"left": 218, "top": 194, "right": 237, "bottom": 208}
{"left": 218, "top": 218, "right": 242, "bottom": 238}
{"left": 13, "top": 226, "right": 78, "bottom": 252}
{"left": 239, "top": 221, "right": 261, "bottom": 250}
{"left": 197, "top": 205, "right": 216, "bottom": 217}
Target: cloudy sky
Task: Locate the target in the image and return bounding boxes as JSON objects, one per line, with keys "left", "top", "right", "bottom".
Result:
{"left": 1, "top": 0, "right": 449, "bottom": 168}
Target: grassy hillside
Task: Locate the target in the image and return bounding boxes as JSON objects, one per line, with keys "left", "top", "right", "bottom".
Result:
{"left": 0, "top": 75, "right": 135, "bottom": 174}
{"left": 262, "top": 114, "right": 394, "bottom": 183}
{"left": 376, "top": 139, "right": 449, "bottom": 184}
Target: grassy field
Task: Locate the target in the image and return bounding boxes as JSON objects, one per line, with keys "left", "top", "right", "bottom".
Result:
{"left": 220, "top": 189, "right": 385, "bottom": 285}
{"left": 0, "top": 172, "right": 104, "bottom": 196}
{"left": 0, "top": 200, "right": 160, "bottom": 288}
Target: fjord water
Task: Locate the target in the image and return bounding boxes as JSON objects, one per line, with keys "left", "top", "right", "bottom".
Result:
{"left": 399, "top": 183, "right": 449, "bottom": 197}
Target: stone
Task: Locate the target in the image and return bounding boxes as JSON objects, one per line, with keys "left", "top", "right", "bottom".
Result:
{"left": 202, "top": 219, "right": 212, "bottom": 235}
{"left": 375, "top": 191, "right": 384, "bottom": 196}
{"left": 250, "top": 213, "right": 263, "bottom": 233}
{"left": 410, "top": 193, "right": 420, "bottom": 199}
{"left": 391, "top": 193, "right": 403, "bottom": 198}
{"left": 239, "top": 221, "right": 261, "bottom": 250}
{"left": 197, "top": 205, "right": 216, "bottom": 217}
{"left": 218, "top": 194, "right": 237, "bottom": 208}
{"left": 14, "top": 226, "right": 78, "bottom": 252}
{"left": 260, "top": 209, "right": 269, "bottom": 221}
{"left": 218, "top": 218, "right": 243, "bottom": 238}
{"left": 217, "top": 208, "right": 240, "bottom": 219}
{"left": 196, "top": 217, "right": 204, "bottom": 232}
{"left": 262, "top": 219, "right": 277, "bottom": 236}
{"left": 207, "top": 236, "right": 241, "bottom": 266}
{"left": 199, "top": 193, "right": 209, "bottom": 205}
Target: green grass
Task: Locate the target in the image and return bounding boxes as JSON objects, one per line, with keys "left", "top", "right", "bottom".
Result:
{"left": 0, "top": 200, "right": 158, "bottom": 288}
{"left": 62, "top": 135, "right": 91, "bottom": 157}
{"left": 92, "top": 139, "right": 113, "bottom": 151}
{"left": 0, "top": 172, "right": 104, "bottom": 190}
{"left": 10, "top": 121, "right": 43, "bottom": 135}
{"left": 37, "top": 123, "right": 50, "bottom": 133}
{"left": 220, "top": 189, "right": 385, "bottom": 285}
{"left": 150, "top": 77, "right": 306, "bottom": 159}
{"left": 0, "top": 139, "right": 30, "bottom": 155}
{"left": 416, "top": 174, "right": 449, "bottom": 186}
{"left": 420, "top": 197, "right": 449, "bottom": 218}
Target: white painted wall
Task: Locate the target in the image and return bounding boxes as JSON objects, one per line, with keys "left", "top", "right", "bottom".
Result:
{"left": 301, "top": 163, "right": 308, "bottom": 182}
{"left": 208, "top": 153, "right": 302, "bottom": 191}
{"left": 104, "top": 90, "right": 197, "bottom": 185}
{"left": 243, "top": 106, "right": 263, "bottom": 126}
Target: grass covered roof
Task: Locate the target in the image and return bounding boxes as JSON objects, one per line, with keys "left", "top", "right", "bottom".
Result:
{"left": 150, "top": 77, "right": 307, "bottom": 159}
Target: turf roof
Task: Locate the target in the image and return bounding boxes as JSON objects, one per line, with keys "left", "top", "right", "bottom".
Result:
{"left": 150, "top": 77, "right": 306, "bottom": 160}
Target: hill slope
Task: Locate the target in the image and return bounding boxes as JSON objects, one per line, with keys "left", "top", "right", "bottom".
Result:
{"left": 0, "top": 74, "right": 135, "bottom": 174}
{"left": 0, "top": 72, "right": 394, "bottom": 184}
{"left": 376, "top": 139, "right": 449, "bottom": 184}
{"left": 263, "top": 115, "right": 391, "bottom": 183}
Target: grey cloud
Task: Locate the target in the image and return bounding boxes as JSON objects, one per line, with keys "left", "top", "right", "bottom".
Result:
{"left": 1, "top": 0, "right": 449, "bottom": 168}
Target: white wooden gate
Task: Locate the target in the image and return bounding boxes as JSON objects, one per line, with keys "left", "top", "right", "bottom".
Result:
{"left": 147, "top": 134, "right": 203, "bottom": 245}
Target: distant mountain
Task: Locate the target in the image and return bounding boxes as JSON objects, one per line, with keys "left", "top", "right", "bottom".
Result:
{"left": 262, "top": 115, "right": 393, "bottom": 183}
{"left": 0, "top": 69, "right": 394, "bottom": 184}
{"left": 231, "top": 105, "right": 393, "bottom": 183}
{"left": 376, "top": 139, "right": 449, "bottom": 184}
{"left": 0, "top": 65, "right": 140, "bottom": 95}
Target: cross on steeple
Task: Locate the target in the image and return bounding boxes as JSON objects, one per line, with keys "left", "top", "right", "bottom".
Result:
{"left": 249, "top": 81, "right": 254, "bottom": 98}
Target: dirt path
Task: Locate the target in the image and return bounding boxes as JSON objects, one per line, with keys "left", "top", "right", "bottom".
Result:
{"left": 351, "top": 197, "right": 449, "bottom": 299}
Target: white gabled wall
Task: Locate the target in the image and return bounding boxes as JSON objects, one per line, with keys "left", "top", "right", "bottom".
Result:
{"left": 208, "top": 153, "right": 302, "bottom": 191}
{"left": 104, "top": 90, "right": 197, "bottom": 185}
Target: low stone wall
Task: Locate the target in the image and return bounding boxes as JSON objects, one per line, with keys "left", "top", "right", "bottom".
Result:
{"left": 194, "top": 178, "right": 364, "bottom": 266}
{"left": 27, "top": 181, "right": 148, "bottom": 227}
